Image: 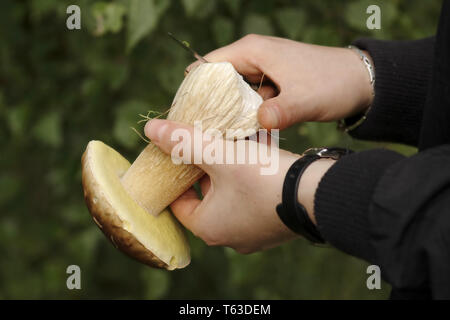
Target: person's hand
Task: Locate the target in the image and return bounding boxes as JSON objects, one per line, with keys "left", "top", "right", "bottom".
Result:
{"left": 144, "top": 119, "right": 335, "bottom": 253}
{"left": 187, "top": 34, "right": 374, "bottom": 130}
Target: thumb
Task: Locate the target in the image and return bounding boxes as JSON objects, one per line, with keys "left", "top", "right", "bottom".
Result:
{"left": 144, "top": 119, "right": 217, "bottom": 174}
{"left": 257, "top": 95, "right": 298, "bottom": 130}
{"left": 169, "top": 187, "right": 202, "bottom": 233}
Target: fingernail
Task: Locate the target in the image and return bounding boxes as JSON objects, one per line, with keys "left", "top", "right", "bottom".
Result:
{"left": 260, "top": 106, "right": 280, "bottom": 128}
{"left": 145, "top": 119, "right": 168, "bottom": 143}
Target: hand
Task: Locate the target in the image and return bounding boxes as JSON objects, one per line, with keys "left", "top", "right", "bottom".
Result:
{"left": 187, "top": 34, "right": 374, "bottom": 130}
{"left": 145, "top": 119, "right": 335, "bottom": 253}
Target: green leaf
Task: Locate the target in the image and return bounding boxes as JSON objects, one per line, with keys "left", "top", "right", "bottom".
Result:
{"left": 105, "top": 3, "right": 126, "bottom": 33}
{"left": 155, "top": 41, "right": 190, "bottom": 94}
{"left": 242, "top": 13, "right": 274, "bottom": 36}
{"left": 298, "top": 122, "right": 341, "bottom": 146}
{"left": 181, "top": 0, "right": 202, "bottom": 16}
{"left": 181, "top": 0, "right": 215, "bottom": 18}
{"left": 32, "top": 111, "right": 63, "bottom": 148}
{"left": 345, "top": 0, "right": 370, "bottom": 31}
{"left": 301, "top": 26, "right": 343, "bottom": 46}
{"left": 275, "top": 7, "right": 306, "bottom": 40}
{"left": 7, "top": 104, "right": 30, "bottom": 137}
{"left": 92, "top": 2, "right": 126, "bottom": 36}
{"left": 127, "top": 0, "right": 171, "bottom": 51}
{"left": 212, "top": 16, "right": 234, "bottom": 46}
{"left": 113, "top": 100, "right": 149, "bottom": 149}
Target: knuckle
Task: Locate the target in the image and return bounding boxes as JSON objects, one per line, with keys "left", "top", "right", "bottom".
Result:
{"left": 241, "top": 33, "right": 264, "bottom": 46}
{"left": 243, "top": 33, "right": 259, "bottom": 41}
{"left": 200, "top": 230, "right": 222, "bottom": 247}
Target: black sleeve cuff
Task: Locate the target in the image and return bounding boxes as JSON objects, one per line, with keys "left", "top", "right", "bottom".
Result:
{"left": 344, "top": 37, "right": 434, "bottom": 146}
{"left": 314, "top": 149, "right": 404, "bottom": 262}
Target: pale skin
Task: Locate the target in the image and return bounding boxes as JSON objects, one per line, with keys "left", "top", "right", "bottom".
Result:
{"left": 145, "top": 34, "right": 374, "bottom": 254}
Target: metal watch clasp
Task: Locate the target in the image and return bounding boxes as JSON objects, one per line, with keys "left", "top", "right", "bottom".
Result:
{"left": 302, "top": 147, "right": 352, "bottom": 160}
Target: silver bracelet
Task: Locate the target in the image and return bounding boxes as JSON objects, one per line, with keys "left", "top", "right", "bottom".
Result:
{"left": 338, "top": 45, "right": 375, "bottom": 132}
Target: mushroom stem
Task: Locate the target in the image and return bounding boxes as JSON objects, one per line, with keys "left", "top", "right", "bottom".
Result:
{"left": 120, "top": 62, "right": 262, "bottom": 217}
{"left": 121, "top": 143, "right": 203, "bottom": 216}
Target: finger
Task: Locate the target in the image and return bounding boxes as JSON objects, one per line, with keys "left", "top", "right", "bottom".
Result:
{"left": 257, "top": 85, "right": 277, "bottom": 100}
{"left": 185, "top": 60, "right": 262, "bottom": 84}
{"left": 170, "top": 187, "right": 202, "bottom": 232}
{"left": 253, "top": 129, "right": 275, "bottom": 146}
{"left": 257, "top": 95, "right": 300, "bottom": 130}
{"left": 204, "top": 47, "right": 260, "bottom": 77}
{"left": 186, "top": 35, "right": 267, "bottom": 79}
{"left": 186, "top": 57, "right": 262, "bottom": 83}
{"left": 144, "top": 119, "right": 220, "bottom": 174}
{"left": 185, "top": 60, "right": 202, "bottom": 75}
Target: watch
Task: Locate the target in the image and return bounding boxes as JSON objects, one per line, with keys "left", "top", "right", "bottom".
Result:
{"left": 276, "top": 147, "right": 353, "bottom": 244}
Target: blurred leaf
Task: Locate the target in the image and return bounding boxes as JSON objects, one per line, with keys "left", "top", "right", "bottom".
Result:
{"left": 7, "top": 104, "right": 30, "bottom": 137}
{"left": 181, "top": 0, "right": 203, "bottom": 16}
{"left": 181, "top": 0, "right": 216, "bottom": 19}
{"left": 30, "top": 0, "right": 60, "bottom": 21}
{"left": 298, "top": 122, "right": 341, "bottom": 146}
{"left": 127, "top": 0, "right": 171, "bottom": 51}
{"left": 92, "top": 2, "right": 126, "bottom": 36}
{"left": 345, "top": 0, "right": 372, "bottom": 31}
{"left": 0, "top": 91, "right": 4, "bottom": 114}
{"left": 275, "top": 7, "right": 306, "bottom": 40}
{"left": 61, "top": 203, "right": 90, "bottom": 227}
{"left": 155, "top": 41, "right": 190, "bottom": 93}
{"left": 32, "top": 111, "right": 63, "bottom": 148}
{"left": 212, "top": 16, "right": 234, "bottom": 46}
{"left": 113, "top": 100, "right": 149, "bottom": 149}
{"left": 0, "top": 174, "right": 21, "bottom": 205}
{"left": 301, "top": 26, "right": 343, "bottom": 46}
{"left": 141, "top": 268, "right": 171, "bottom": 299}
{"left": 46, "top": 167, "right": 69, "bottom": 197}
{"left": 242, "top": 13, "right": 274, "bottom": 36}
{"left": 68, "top": 228, "right": 102, "bottom": 265}
{"left": 223, "top": 0, "right": 241, "bottom": 16}
{"left": 385, "top": 143, "right": 418, "bottom": 156}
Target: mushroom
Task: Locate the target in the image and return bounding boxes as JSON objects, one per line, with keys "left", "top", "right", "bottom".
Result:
{"left": 81, "top": 62, "right": 263, "bottom": 270}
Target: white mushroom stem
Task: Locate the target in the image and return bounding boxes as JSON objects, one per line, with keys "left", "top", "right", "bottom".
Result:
{"left": 121, "top": 144, "right": 203, "bottom": 216}
{"left": 121, "top": 62, "right": 263, "bottom": 216}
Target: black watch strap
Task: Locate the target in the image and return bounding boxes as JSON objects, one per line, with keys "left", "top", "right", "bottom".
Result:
{"left": 276, "top": 155, "right": 326, "bottom": 244}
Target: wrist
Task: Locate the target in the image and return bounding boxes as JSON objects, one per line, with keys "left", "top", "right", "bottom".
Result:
{"left": 297, "top": 158, "right": 336, "bottom": 225}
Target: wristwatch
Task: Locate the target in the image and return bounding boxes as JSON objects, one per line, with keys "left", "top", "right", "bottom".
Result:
{"left": 276, "top": 147, "right": 353, "bottom": 244}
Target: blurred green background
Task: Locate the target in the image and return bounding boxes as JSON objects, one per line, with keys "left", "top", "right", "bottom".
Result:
{"left": 0, "top": 0, "right": 441, "bottom": 299}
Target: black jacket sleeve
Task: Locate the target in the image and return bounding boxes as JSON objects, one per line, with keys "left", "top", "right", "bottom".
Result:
{"left": 315, "top": 145, "right": 450, "bottom": 299}
{"left": 312, "top": 1, "right": 450, "bottom": 299}
{"left": 343, "top": 37, "right": 434, "bottom": 146}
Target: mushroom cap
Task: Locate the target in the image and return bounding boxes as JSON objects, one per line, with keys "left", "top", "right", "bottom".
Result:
{"left": 81, "top": 140, "right": 190, "bottom": 270}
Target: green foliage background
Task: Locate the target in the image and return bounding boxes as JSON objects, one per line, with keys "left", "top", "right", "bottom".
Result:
{"left": 0, "top": 0, "right": 441, "bottom": 299}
